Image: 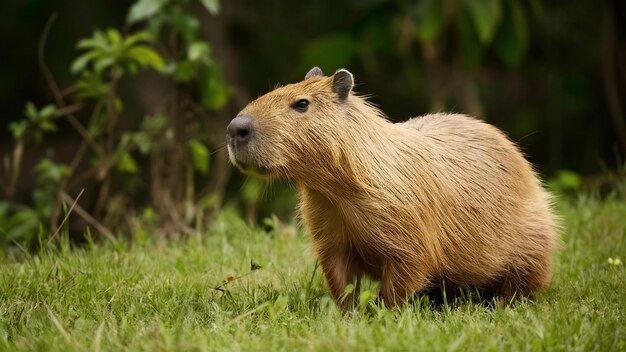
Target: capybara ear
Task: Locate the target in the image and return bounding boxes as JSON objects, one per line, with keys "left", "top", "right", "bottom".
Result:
{"left": 305, "top": 67, "right": 324, "bottom": 80}
{"left": 332, "top": 69, "right": 354, "bottom": 101}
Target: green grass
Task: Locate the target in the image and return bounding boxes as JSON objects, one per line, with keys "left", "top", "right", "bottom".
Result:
{"left": 1, "top": 193, "right": 625, "bottom": 351}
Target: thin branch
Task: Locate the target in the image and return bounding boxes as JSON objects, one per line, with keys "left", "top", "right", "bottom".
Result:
{"left": 50, "top": 140, "right": 89, "bottom": 230}
{"left": 61, "top": 191, "right": 117, "bottom": 243}
{"left": 37, "top": 13, "right": 102, "bottom": 154}
{"left": 47, "top": 188, "right": 85, "bottom": 246}
{"left": 38, "top": 13, "right": 63, "bottom": 106}
{"left": 55, "top": 103, "right": 84, "bottom": 117}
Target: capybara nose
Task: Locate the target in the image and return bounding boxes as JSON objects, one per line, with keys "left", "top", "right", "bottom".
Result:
{"left": 227, "top": 115, "right": 253, "bottom": 145}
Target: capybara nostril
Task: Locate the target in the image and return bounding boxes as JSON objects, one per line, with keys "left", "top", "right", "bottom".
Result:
{"left": 227, "top": 115, "right": 253, "bottom": 145}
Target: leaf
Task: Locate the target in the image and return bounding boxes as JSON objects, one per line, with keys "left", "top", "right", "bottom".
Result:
{"left": 70, "top": 51, "right": 100, "bottom": 73}
{"left": 262, "top": 217, "right": 276, "bottom": 231}
{"left": 359, "top": 290, "right": 373, "bottom": 309}
{"left": 200, "top": 0, "right": 220, "bottom": 15}
{"left": 106, "top": 28, "right": 122, "bottom": 45}
{"left": 493, "top": 0, "right": 528, "bottom": 68}
{"left": 35, "top": 159, "right": 70, "bottom": 184}
{"left": 9, "top": 121, "right": 28, "bottom": 139}
{"left": 39, "top": 121, "right": 57, "bottom": 133}
{"left": 39, "top": 105, "right": 57, "bottom": 119}
{"left": 24, "top": 102, "right": 38, "bottom": 120}
{"left": 94, "top": 57, "right": 115, "bottom": 73}
{"left": 75, "top": 72, "right": 111, "bottom": 99}
{"left": 175, "top": 60, "right": 195, "bottom": 81}
{"left": 116, "top": 152, "right": 139, "bottom": 174}
{"left": 128, "top": 46, "right": 165, "bottom": 70}
{"left": 127, "top": 0, "right": 167, "bottom": 23}
{"left": 242, "top": 179, "right": 263, "bottom": 205}
{"left": 199, "top": 65, "right": 230, "bottom": 110}
{"left": 76, "top": 30, "right": 110, "bottom": 51}
{"left": 414, "top": 0, "right": 444, "bottom": 43}
{"left": 188, "top": 41, "right": 210, "bottom": 62}
{"left": 168, "top": 8, "right": 200, "bottom": 43}
{"left": 188, "top": 139, "right": 210, "bottom": 174}
{"left": 140, "top": 113, "right": 168, "bottom": 135}
{"left": 301, "top": 33, "right": 356, "bottom": 73}
{"left": 125, "top": 31, "right": 153, "bottom": 47}
{"left": 339, "top": 283, "right": 355, "bottom": 302}
{"left": 465, "top": 0, "right": 503, "bottom": 44}
{"left": 555, "top": 170, "right": 581, "bottom": 189}
{"left": 134, "top": 132, "right": 152, "bottom": 155}
{"left": 88, "top": 112, "right": 107, "bottom": 138}
{"left": 2, "top": 207, "right": 40, "bottom": 243}
{"left": 458, "top": 5, "right": 485, "bottom": 68}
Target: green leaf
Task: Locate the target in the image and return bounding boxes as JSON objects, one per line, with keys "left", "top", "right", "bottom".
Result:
{"left": 106, "top": 28, "right": 122, "bottom": 45}
{"left": 1, "top": 207, "right": 40, "bottom": 243}
{"left": 39, "top": 121, "right": 57, "bottom": 133}
{"left": 493, "top": 0, "right": 528, "bottom": 68}
{"left": 39, "top": 105, "right": 57, "bottom": 119}
{"left": 114, "top": 98, "right": 124, "bottom": 113}
{"left": 199, "top": 65, "right": 230, "bottom": 110}
{"left": 140, "top": 113, "right": 168, "bottom": 135}
{"left": 188, "top": 42, "right": 210, "bottom": 62}
{"left": 168, "top": 7, "right": 200, "bottom": 43}
{"left": 301, "top": 33, "right": 356, "bottom": 73}
{"left": 116, "top": 152, "right": 139, "bottom": 174}
{"left": 35, "top": 159, "right": 70, "bottom": 184}
{"left": 175, "top": 61, "right": 195, "bottom": 81}
{"left": 242, "top": 179, "right": 263, "bottom": 205}
{"left": 465, "top": 0, "right": 503, "bottom": 44}
{"left": 188, "top": 139, "right": 210, "bottom": 174}
{"left": 359, "top": 290, "right": 373, "bottom": 309}
{"left": 133, "top": 132, "right": 151, "bottom": 155}
{"left": 142, "top": 207, "right": 157, "bottom": 224}
{"left": 94, "top": 57, "right": 115, "bottom": 73}
{"left": 553, "top": 170, "right": 581, "bottom": 190}
{"left": 458, "top": 5, "right": 485, "bottom": 68}
{"left": 24, "top": 102, "right": 38, "bottom": 120}
{"left": 76, "top": 38, "right": 104, "bottom": 50}
{"left": 9, "top": 121, "right": 28, "bottom": 139}
{"left": 414, "top": 0, "right": 444, "bottom": 43}
{"left": 128, "top": 46, "right": 165, "bottom": 70}
{"left": 127, "top": 0, "right": 167, "bottom": 23}
{"left": 125, "top": 31, "right": 153, "bottom": 47}
{"left": 339, "top": 283, "right": 355, "bottom": 302}
{"left": 200, "top": 0, "right": 220, "bottom": 14}
{"left": 75, "top": 72, "right": 111, "bottom": 99}
{"left": 71, "top": 50, "right": 100, "bottom": 73}
{"left": 88, "top": 112, "right": 107, "bottom": 138}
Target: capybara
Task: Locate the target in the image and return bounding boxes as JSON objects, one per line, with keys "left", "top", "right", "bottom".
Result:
{"left": 226, "top": 67, "right": 559, "bottom": 307}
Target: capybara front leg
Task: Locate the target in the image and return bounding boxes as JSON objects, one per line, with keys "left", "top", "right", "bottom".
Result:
{"left": 379, "top": 263, "right": 429, "bottom": 307}
{"left": 319, "top": 252, "right": 362, "bottom": 309}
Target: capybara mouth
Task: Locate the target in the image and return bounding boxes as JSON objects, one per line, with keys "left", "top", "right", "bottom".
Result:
{"left": 227, "top": 143, "right": 264, "bottom": 177}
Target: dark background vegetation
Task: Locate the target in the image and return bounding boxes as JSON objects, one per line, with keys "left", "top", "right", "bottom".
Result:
{"left": 0, "top": 0, "right": 625, "bottom": 252}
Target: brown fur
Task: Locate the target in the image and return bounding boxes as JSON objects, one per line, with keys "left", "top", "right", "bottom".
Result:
{"left": 227, "top": 68, "right": 560, "bottom": 307}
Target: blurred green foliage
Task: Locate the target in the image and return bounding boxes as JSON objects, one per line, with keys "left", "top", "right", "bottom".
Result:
{"left": 0, "top": 0, "right": 229, "bottom": 251}
{"left": 0, "top": 0, "right": 624, "bottom": 251}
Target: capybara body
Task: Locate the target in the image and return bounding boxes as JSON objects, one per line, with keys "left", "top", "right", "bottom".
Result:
{"left": 226, "top": 67, "right": 559, "bottom": 307}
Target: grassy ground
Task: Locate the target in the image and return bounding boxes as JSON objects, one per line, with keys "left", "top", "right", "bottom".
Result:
{"left": 1, "top": 193, "right": 625, "bottom": 351}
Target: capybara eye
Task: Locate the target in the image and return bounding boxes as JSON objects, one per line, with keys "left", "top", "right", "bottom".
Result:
{"left": 292, "top": 99, "right": 309, "bottom": 112}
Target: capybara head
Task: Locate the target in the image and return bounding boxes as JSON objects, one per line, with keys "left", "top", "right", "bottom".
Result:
{"left": 227, "top": 67, "right": 373, "bottom": 180}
